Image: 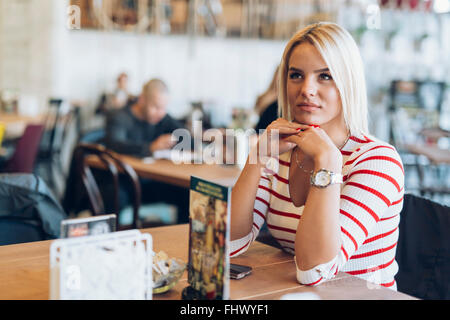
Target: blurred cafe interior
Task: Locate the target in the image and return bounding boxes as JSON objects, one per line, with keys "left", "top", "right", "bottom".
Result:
{"left": 0, "top": 0, "right": 449, "bottom": 300}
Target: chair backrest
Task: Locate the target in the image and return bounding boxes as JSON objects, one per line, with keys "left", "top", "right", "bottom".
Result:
{"left": 395, "top": 193, "right": 450, "bottom": 299}
{"left": 73, "top": 143, "right": 142, "bottom": 230}
{"left": 39, "top": 98, "right": 75, "bottom": 157}
{"left": 4, "top": 124, "right": 45, "bottom": 173}
{"left": 40, "top": 99, "right": 62, "bottom": 152}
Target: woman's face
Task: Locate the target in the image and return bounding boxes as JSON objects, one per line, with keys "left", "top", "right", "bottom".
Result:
{"left": 287, "top": 42, "right": 344, "bottom": 130}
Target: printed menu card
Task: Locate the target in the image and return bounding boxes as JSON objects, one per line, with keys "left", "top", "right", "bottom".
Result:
{"left": 183, "top": 176, "right": 231, "bottom": 300}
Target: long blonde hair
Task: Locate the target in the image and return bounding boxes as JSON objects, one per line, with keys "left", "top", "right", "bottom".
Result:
{"left": 278, "top": 22, "right": 369, "bottom": 135}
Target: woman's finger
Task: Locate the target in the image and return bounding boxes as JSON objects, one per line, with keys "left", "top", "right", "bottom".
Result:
{"left": 284, "top": 134, "right": 303, "bottom": 145}
{"left": 269, "top": 119, "right": 300, "bottom": 130}
{"left": 267, "top": 127, "right": 299, "bottom": 137}
{"left": 292, "top": 123, "right": 320, "bottom": 130}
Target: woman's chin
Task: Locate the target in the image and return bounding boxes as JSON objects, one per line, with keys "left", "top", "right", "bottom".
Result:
{"left": 292, "top": 119, "right": 319, "bottom": 126}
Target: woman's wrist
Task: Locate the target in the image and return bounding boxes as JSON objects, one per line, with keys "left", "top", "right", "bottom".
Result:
{"left": 313, "top": 149, "right": 342, "bottom": 173}
{"left": 247, "top": 146, "right": 266, "bottom": 167}
{"left": 249, "top": 140, "right": 275, "bottom": 166}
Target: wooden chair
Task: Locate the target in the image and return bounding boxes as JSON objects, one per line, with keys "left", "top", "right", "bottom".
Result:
{"left": 36, "top": 99, "right": 75, "bottom": 188}
{"left": 73, "top": 143, "right": 142, "bottom": 230}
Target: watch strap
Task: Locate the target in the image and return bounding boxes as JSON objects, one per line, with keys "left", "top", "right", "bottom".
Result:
{"left": 311, "top": 169, "right": 343, "bottom": 188}
{"left": 330, "top": 172, "right": 343, "bottom": 184}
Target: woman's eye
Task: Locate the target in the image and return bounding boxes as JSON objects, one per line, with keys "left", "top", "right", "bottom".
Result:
{"left": 319, "top": 73, "right": 332, "bottom": 80}
{"left": 289, "top": 72, "right": 303, "bottom": 79}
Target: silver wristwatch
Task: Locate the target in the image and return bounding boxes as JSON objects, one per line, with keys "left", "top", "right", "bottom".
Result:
{"left": 310, "top": 169, "right": 343, "bottom": 188}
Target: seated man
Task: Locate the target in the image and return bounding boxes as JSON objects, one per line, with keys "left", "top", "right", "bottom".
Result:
{"left": 104, "top": 78, "right": 183, "bottom": 157}
{"left": 103, "top": 78, "right": 189, "bottom": 223}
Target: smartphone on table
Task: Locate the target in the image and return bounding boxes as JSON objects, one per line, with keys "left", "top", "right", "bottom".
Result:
{"left": 230, "top": 263, "right": 252, "bottom": 280}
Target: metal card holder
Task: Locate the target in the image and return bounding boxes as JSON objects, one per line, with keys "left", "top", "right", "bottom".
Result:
{"left": 60, "top": 214, "right": 117, "bottom": 238}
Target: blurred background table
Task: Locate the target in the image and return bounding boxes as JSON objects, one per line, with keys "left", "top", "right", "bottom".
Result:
{"left": 86, "top": 155, "right": 242, "bottom": 188}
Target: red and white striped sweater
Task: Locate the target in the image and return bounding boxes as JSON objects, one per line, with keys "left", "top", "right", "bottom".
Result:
{"left": 230, "top": 133, "right": 404, "bottom": 289}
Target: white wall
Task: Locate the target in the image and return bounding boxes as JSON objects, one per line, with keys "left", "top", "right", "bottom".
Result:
{"left": 65, "top": 31, "right": 285, "bottom": 122}
{"left": 0, "top": 0, "right": 285, "bottom": 126}
{"left": 1, "top": 0, "right": 448, "bottom": 131}
{"left": 0, "top": 0, "right": 73, "bottom": 115}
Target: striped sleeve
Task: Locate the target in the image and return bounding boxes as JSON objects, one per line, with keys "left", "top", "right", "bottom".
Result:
{"left": 296, "top": 144, "right": 404, "bottom": 286}
{"left": 230, "top": 171, "right": 271, "bottom": 257}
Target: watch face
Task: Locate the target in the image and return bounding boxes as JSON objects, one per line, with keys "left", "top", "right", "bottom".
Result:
{"left": 315, "top": 170, "right": 331, "bottom": 187}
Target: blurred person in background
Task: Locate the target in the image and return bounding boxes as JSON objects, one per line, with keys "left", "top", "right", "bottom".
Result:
{"left": 254, "top": 66, "right": 279, "bottom": 132}
{"left": 96, "top": 72, "right": 136, "bottom": 114}
{"left": 102, "top": 78, "right": 189, "bottom": 223}
{"left": 110, "top": 72, "right": 133, "bottom": 109}
{"left": 65, "top": 78, "right": 190, "bottom": 223}
{"left": 104, "top": 78, "right": 184, "bottom": 157}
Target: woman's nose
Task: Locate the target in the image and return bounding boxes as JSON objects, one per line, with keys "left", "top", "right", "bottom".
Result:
{"left": 300, "top": 76, "right": 317, "bottom": 98}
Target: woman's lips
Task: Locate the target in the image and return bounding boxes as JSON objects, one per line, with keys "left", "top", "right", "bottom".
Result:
{"left": 296, "top": 103, "right": 320, "bottom": 112}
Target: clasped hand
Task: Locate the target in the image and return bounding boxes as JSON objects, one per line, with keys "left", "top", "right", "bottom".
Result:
{"left": 255, "top": 118, "right": 342, "bottom": 165}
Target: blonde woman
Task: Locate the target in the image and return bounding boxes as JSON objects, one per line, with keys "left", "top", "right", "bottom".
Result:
{"left": 230, "top": 22, "right": 404, "bottom": 289}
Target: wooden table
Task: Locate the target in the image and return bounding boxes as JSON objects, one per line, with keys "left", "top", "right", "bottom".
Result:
{"left": 0, "top": 224, "right": 416, "bottom": 300}
{"left": 87, "top": 155, "right": 242, "bottom": 188}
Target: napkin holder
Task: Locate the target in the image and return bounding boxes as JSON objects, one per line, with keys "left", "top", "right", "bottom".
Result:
{"left": 50, "top": 230, "right": 152, "bottom": 300}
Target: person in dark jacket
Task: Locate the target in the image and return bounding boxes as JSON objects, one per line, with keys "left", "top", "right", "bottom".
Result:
{"left": 104, "top": 78, "right": 184, "bottom": 157}
{"left": 100, "top": 79, "right": 190, "bottom": 223}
